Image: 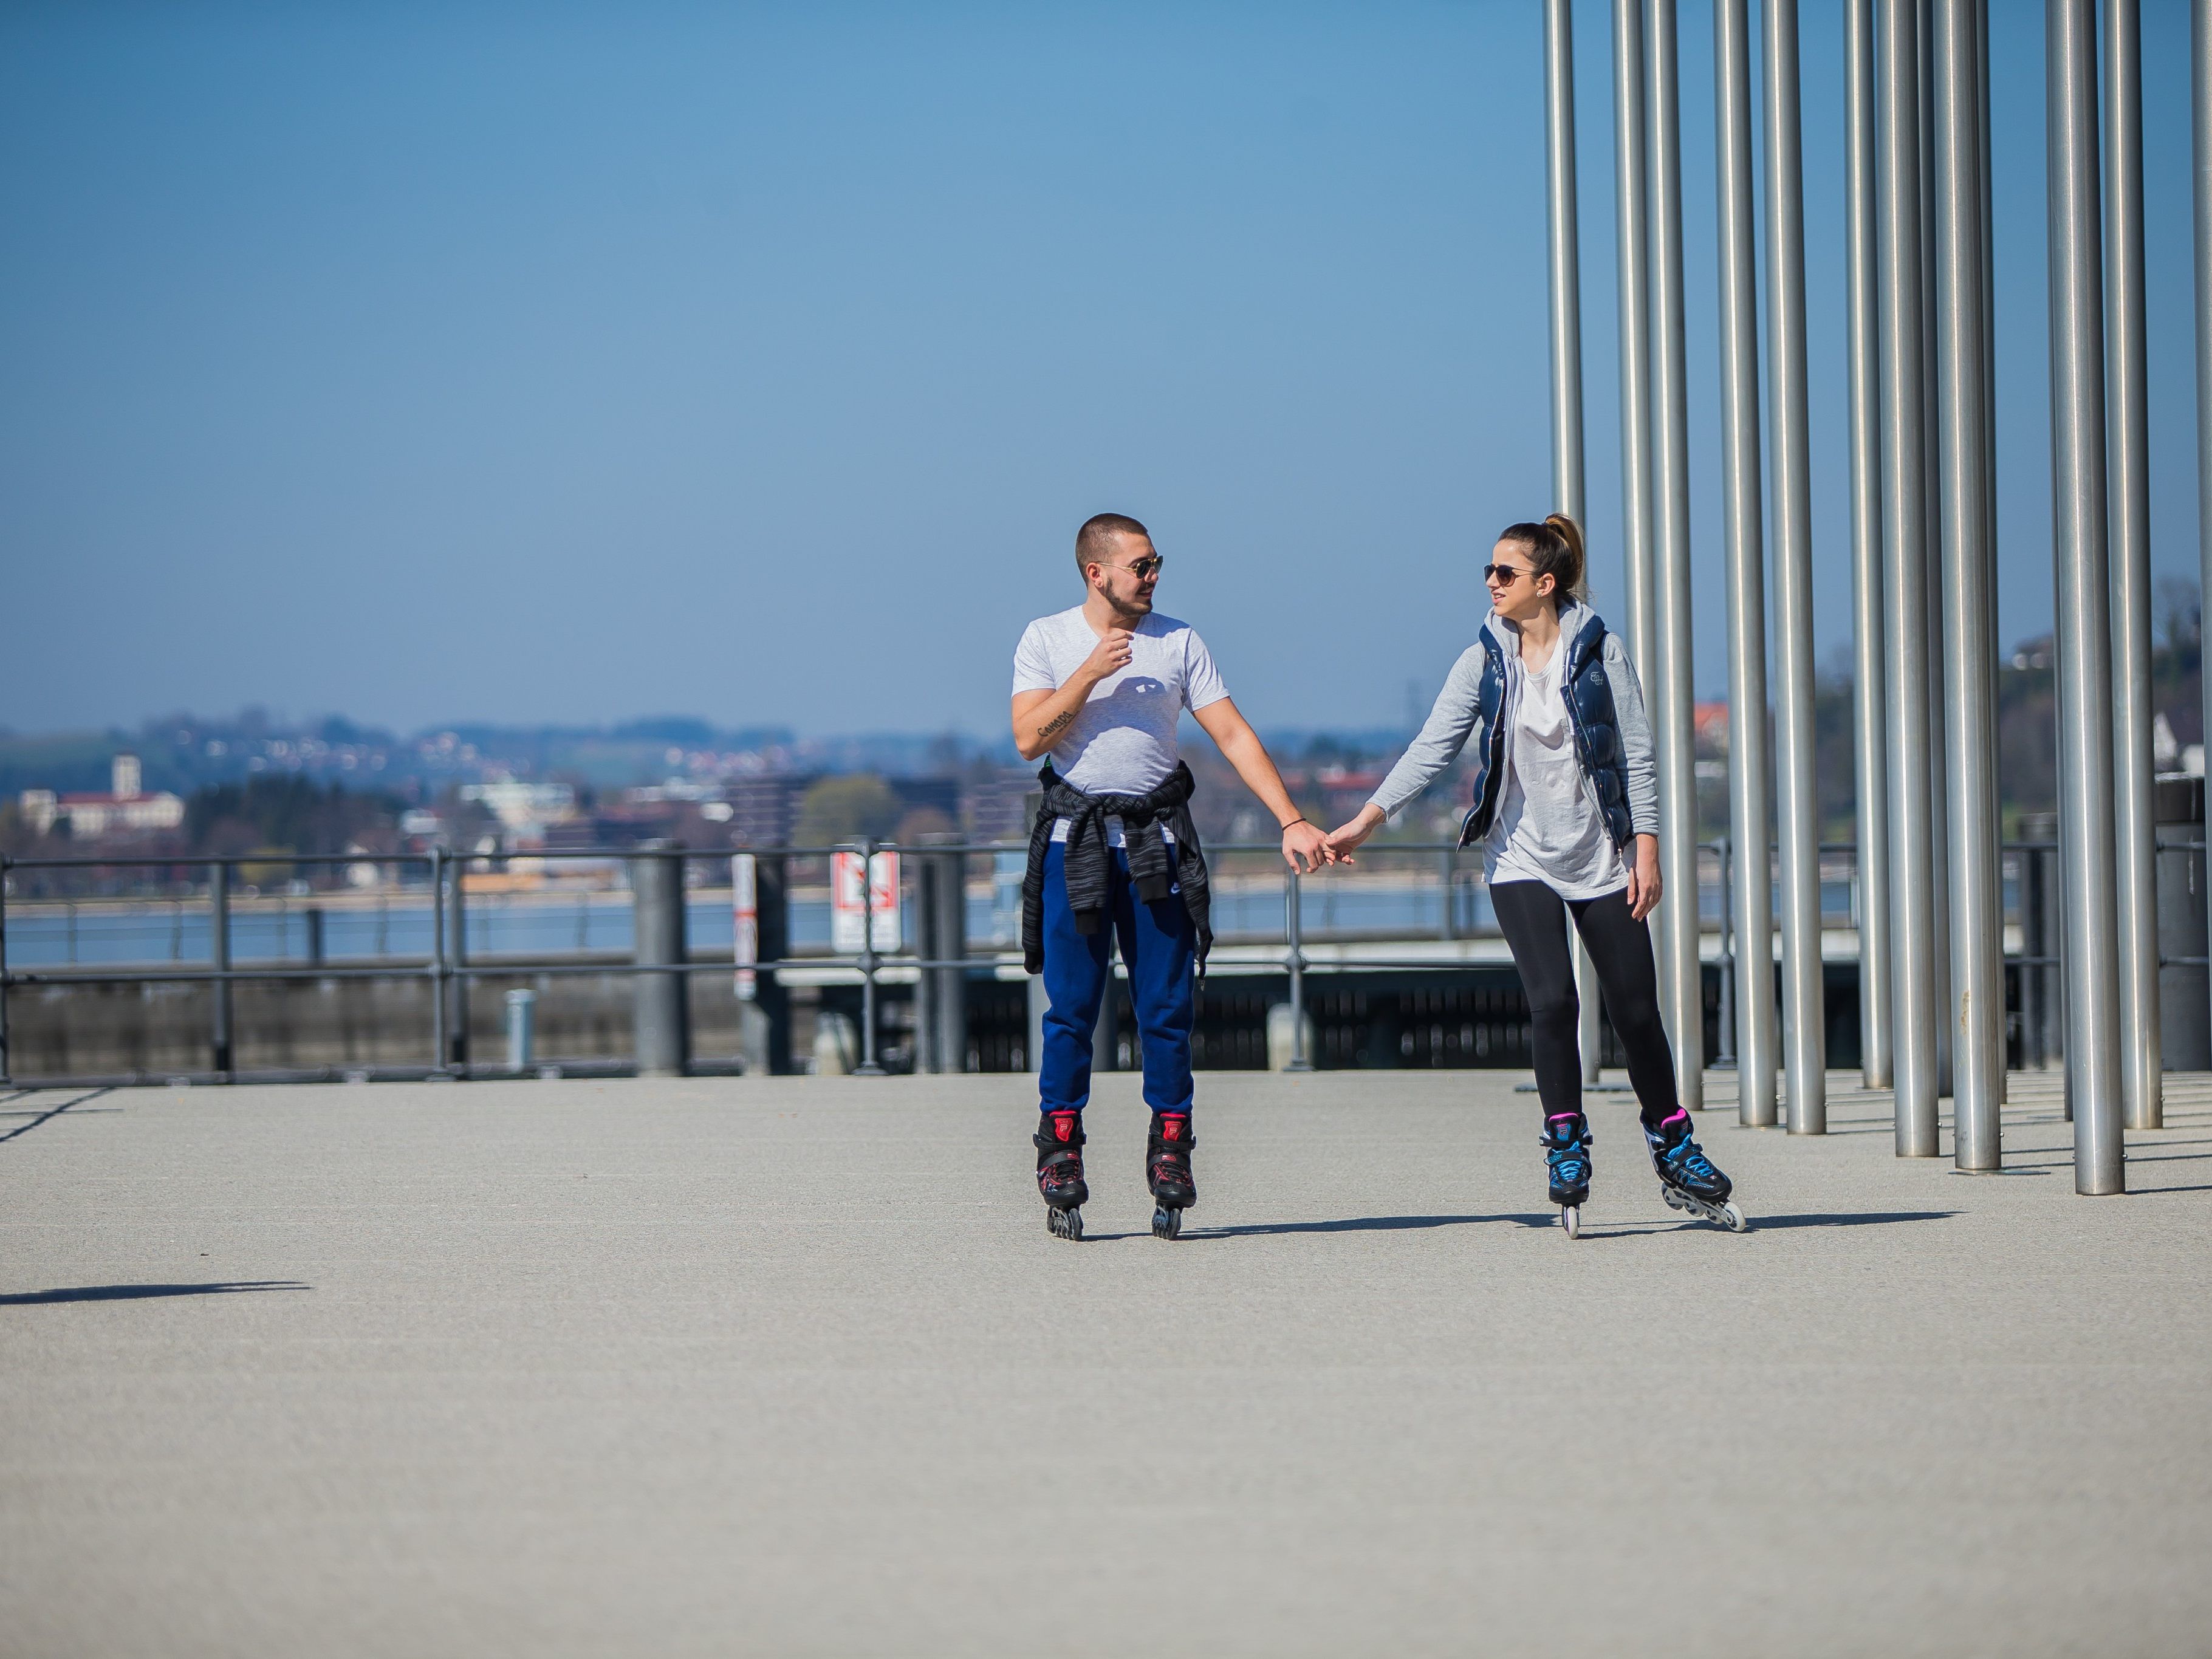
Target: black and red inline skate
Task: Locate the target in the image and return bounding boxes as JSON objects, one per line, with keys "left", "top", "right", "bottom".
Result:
{"left": 1146, "top": 1110, "right": 1196, "bottom": 1239}
{"left": 1034, "top": 1109, "right": 1087, "bottom": 1240}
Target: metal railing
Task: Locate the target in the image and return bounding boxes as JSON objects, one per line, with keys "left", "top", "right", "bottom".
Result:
{"left": 1, "top": 829, "right": 2196, "bottom": 1085}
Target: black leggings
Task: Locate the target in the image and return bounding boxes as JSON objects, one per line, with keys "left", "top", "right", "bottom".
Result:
{"left": 1490, "top": 880, "right": 1680, "bottom": 1126}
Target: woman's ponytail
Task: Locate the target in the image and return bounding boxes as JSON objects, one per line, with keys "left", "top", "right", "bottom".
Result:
{"left": 1498, "top": 513, "right": 1591, "bottom": 609}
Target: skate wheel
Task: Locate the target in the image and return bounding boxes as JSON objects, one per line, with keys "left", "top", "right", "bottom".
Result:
{"left": 1561, "top": 1205, "right": 1581, "bottom": 1239}
{"left": 1718, "top": 1202, "right": 1746, "bottom": 1233}
{"left": 1662, "top": 1187, "right": 1686, "bottom": 1211}
{"left": 1047, "top": 1206, "right": 1084, "bottom": 1241}
{"left": 1152, "top": 1205, "right": 1182, "bottom": 1240}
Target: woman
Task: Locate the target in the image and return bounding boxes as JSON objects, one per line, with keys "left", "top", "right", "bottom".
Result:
{"left": 1324, "top": 515, "right": 1743, "bottom": 1236}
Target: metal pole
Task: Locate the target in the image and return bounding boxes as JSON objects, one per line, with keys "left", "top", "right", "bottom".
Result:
{"left": 429, "top": 847, "right": 447, "bottom": 1075}
{"left": 1286, "top": 867, "right": 1312, "bottom": 1072}
{"left": 1546, "top": 0, "right": 1606, "bottom": 1088}
{"left": 1878, "top": 0, "right": 1941, "bottom": 1155}
{"left": 2196, "top": 0, "right": 2212, "bottom": 1070}
{"left": 1934, "top": 0, "right": 2004, "bottom": 1171}
{"left": 1763, "top": 0, "right": 1826, "bottom": 1132}
{"left": 1846, "top": 0, "right": 1894, "bottom": 1091}
{"left": 2106, "top": 0, "right": 2162, "bottom": 1132}
{"left": 1713, "top": 0, "right": 1775, "bottom": 1124}
{"left": 210, "top": 858, "right": 233, "bottom": 1080}
{"left": 1647, "top": 0, "right": 1704, "bottom": 1110}
{"left": 1614, "top": 0, "right": 1659, "bottom": 684}
{"left": 1919, "top": 0, "right": 1955, "bottom": 1102}
{"left": 1976, "top": 0, "right": 2007, "bottom": 1108}
{"left": 2047, "top": 0, "right": 2126, "bottom": 1193}
{"left": 855, "top": 840, "right": 885, "bottom": 1075}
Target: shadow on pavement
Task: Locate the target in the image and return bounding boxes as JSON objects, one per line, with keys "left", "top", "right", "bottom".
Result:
{"left": 0, "top": 1088, "right": 114, "bottom": 1146}
{"left": 1, "top": 1281, "right": 310, "bottom": 1306}
{"left": 1734, "top": 1210, "right": 1956, "bottom": 1231}
{"left": 1181, "top": 1213, "right": 1557, "bottom": 1240}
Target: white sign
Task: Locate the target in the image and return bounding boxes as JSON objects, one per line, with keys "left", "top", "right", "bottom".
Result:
{"left": 830, "top": 850, "right": 900, "bottom": 953}
{"left": 731, "top": 853, "right": 758, "bottom": 1000}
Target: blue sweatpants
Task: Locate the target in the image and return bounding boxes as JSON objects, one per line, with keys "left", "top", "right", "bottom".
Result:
{"left": 1038, "top": 841, "right": 1197, "bottom": 1117}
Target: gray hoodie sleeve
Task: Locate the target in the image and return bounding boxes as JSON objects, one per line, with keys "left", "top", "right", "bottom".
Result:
{"left": 1601, "top": 632, "right": 1660, "bottom": 836}
{"left": 1366, "top": 645, "right": 1489, "bottom": 819}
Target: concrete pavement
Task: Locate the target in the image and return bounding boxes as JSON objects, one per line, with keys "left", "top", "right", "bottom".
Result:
{"left": 2, "top": 1068, "right": 2208, "bottom": 1657}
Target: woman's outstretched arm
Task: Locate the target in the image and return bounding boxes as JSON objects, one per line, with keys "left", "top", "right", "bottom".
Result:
{"left": 1325, "top": 644, "right": 1487, "bottom": 860}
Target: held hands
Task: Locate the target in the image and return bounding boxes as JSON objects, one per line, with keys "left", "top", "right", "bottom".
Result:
{"left": 1321, "top": 803, "right": 1386, "bottom": 864}
{"left": 1281, "top": 818, "right": 1335, "bottom": 874}
{"left": 1625, "top": 833, "right": 1663, "bottom": 920}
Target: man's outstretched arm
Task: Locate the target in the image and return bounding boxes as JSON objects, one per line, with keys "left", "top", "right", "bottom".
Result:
{"left": 1191, "top": 698, "right": 1333, "bottom": 874}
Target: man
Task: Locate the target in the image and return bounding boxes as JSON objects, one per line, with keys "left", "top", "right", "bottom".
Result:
{"left": 1013, "top": 511, "right": 1332, "bottom": 1240}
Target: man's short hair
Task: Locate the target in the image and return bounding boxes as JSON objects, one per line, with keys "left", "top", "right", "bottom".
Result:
{"left": 1075, "top": 512, "right": 1150, "bottom": 576}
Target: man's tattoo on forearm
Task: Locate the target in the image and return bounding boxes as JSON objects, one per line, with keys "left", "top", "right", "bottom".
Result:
{"left": 1035, "top": 706, "right": 1075, "bottom": 744}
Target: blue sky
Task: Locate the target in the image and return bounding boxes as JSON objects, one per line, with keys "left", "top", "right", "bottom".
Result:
{"left": 1, "top": 1, "right": 2203, "bottom": 740}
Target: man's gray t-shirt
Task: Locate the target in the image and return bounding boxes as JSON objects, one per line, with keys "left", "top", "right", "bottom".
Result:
{"left": 1012, "top": 607, "right": 1229, "bottom": 841}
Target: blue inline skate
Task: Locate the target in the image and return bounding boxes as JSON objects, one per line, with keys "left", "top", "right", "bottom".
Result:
{"left": 1541, "top": 1112, "right": 1594, "bottom": 1239}
{"left": 1643, "top": 1109, "right": 1746, "bottom": 1231}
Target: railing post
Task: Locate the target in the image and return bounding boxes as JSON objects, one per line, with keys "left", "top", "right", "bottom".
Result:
{"left": 0, "top": 855, "right": 12, "bottom": 1086}
{"left": 1714, "top": 839, "right": 1737, "bottom": 1070}
{"left": 854, "top": 838, "right": 885, "bottom": 1075}
{"left": 1284, "top": 866, "right": 1312, "bottom": 1072}
{"left": 2156, "top": 778, "right": 2210, "bottom": 1070}
{"left": 1438, "top": 847, "right": 1457, "bottom": 941}
{"left": 756, "top": 854, "right": 793, "bottom": 1075}
{"left": 446, "top": 853, "right": 470, "bottom": 1073}
{"left": 210, "top": 859, "right": 233, "bottom": 1081}
{"left": 428, "top": 849, "right": 448, "bottom": 1076}
{"left": 632, "top": 840, "right": 690, "bottom": 1077}
{"left": 504, "top": 988, "right": 537, "bottom": 1074}
{"left": 934, "top": 848, "right": 967, "bottom": 1074}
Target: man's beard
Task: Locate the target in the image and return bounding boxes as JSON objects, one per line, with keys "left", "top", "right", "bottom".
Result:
{"left": 1105, "top": 586, "right": 1153, "bottom": 622}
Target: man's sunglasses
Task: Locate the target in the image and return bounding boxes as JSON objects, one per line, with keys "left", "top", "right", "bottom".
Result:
{"left": 1100, "top": 555, "right": 1166, "bottom": 580}
{"left": 1482, "top": 562, "right": 1538, "bottom": 586}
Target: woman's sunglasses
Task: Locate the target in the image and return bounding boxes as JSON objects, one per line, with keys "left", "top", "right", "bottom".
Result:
{"left": 1482, "top": 563, "right": 1539, "bottom": 587}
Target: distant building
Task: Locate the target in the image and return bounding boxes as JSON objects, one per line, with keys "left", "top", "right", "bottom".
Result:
{"left": 458, "top": 781, "right": 576, "bottom": 838}
{"left": 890, "top": 776, "right": 960, "bottom": 827}
{"left": 728, "top": 773, "right": 822, "bottom": 847}
{"left": 960, "top": 771, "right": 1036, "bottom": 843}
{"left": 19, "top": 753, "right": 185, "bottom": 837}
{"left": 1315, "top": 768, "right": 1386, "bottom": 826}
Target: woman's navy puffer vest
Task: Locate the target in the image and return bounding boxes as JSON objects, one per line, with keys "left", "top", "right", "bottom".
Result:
{"left": 1456, "top": 612, "right": 1635, "bottom": 855}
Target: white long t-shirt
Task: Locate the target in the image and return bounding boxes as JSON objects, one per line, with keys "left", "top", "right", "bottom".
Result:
{"left": 1484, "top": 643, "right": 1630, "bottom": 899}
